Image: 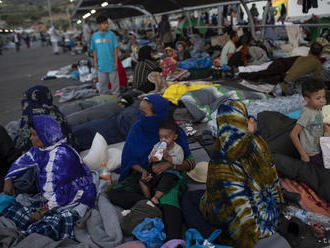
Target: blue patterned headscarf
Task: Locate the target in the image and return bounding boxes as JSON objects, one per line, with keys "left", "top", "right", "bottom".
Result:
{"left": 33, "top": 115, "right": 65, "bottom": 147}
{"left": 14, "top": 85, "right": 75, "bottom": 152}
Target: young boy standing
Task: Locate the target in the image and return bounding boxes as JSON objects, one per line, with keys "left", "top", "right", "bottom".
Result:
{"left": 91, "top": 15, "right": 119, "bottom": 95}
{"left": 290, "top": 78, "right": 328, "bottom": 167}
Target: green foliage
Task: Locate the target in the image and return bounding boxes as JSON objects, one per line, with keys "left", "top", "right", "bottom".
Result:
{"left": 0, "top": 0, "right": 73, "bottom": 27}
{"left": 54, "top": 18, "right": 70, "bottom": 30}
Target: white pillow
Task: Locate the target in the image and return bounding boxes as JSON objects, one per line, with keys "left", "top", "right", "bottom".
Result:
{"left": 106, "top": 148, "right": 122, "bottom": 171}
{"left": 322, "top": 105, "right": 330, "bottom": 124}
{"left": 83, "top": 132, "right": 108, "bottom": 171}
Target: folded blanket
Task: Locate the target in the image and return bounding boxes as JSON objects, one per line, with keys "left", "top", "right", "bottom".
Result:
{"left": 56, "top": 84, "right": 98, "bottom": 103}
{"left": 74, "top": 194, "right": 123, "bottom": 248}
{"left": 179, "top": 85, "right": 268, "bottom": 122}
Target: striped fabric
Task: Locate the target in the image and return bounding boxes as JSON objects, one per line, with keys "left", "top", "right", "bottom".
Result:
{"left": 133, "top": 59, "right": 159, "bottom": 89}
{"left": 199, "top": 100, "right": 284, "bottom": 248}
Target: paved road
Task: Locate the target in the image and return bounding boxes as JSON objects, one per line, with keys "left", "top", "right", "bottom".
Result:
{"left": 0, "top": 42, "right": 85, "bottom": 125}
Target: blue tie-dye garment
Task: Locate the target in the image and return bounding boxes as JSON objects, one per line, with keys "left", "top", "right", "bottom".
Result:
{"left": 6, "top": 115, "right": 96, "bottom": 209}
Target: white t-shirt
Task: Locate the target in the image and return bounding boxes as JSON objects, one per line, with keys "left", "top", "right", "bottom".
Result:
{"left": 220, "top": 40, "right": 236, "bottom": 66}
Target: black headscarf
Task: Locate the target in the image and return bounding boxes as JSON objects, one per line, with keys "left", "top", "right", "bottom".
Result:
{"left": 138, "top": 46, "right": 154, "bottom": 62}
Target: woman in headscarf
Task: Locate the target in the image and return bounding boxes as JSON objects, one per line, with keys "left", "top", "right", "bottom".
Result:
{"left": 3, "top": 115, "right": 96, "bottom": 241}
{"left": 199, "top": 100, "right": 284, "bottom": 248}
{"left": 133, "top": 46, "right": 162, "bottom": 93}
{"left": 109, "top": 94, "right": 195, "bottom": 240}
{"left": 13, "top": 85, "right": 75, "bottom": 152}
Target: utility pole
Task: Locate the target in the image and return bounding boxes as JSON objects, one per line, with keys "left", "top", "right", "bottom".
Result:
{"left": 47, "top": 0, "right": 53, "bottom": 26}
{"left": 66, "top": 7, "right": 72, "bottom": 30}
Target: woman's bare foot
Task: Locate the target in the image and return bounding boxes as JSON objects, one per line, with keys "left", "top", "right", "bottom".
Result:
{"left": 151, "top": 191, "right": 164, "bottom": 205}
{"left": 139, "top": 180, "right": 151, "bottom": 198}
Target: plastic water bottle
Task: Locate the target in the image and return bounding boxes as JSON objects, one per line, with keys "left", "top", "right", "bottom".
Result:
{"left": 154, "top": 141, "right": 167, "bottom": 161}
{"left": 99, "top": 162, "right": 111, "bottom": 181}
{"left": 283, "top": 206, "right": 330, "bottom": 229}
{"left": 99, "top": 162, "right": 113, "bottom": 191}
{"left": 272, "top": 84, "right": 282, "bottom": 96}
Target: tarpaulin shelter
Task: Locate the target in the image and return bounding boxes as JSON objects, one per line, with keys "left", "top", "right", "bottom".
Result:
{"left": 176, "top": 17, "right": 207, "bottom": 35}
{"left": 72, "top": 0, "right": 264, "bottom": 40}
{"left": 73, "top": 0, "right": 234, "bottom": 21}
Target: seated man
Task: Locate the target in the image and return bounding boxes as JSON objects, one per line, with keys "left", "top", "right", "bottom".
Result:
{"left": 220, "top": 31, "right": 238, "bottom": 67}
{"left": 282, "top": 42, "right": 323, "bottom": 93}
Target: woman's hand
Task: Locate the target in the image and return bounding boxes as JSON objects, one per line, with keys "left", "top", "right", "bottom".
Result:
{"left": 248, "top": 117, "right": 257, "bottom": 134}
{"left": 29, "top": 211, "right": 42, "bottom": 224}
{"left": 141, "top": 169, "right": 153, "bottom": 182}
{"left": 3, "top": 179, "right": 15, "bottom": 196}
{"left": 301, "top": 153, "right": 310, "bottom": 162}
{"left": 152, "top": 161, "right": 172, "bottom": 175}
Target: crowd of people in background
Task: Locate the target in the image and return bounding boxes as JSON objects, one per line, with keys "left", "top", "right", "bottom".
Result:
{"left": 0, "top": 2, "right": 330, "bottom": 246}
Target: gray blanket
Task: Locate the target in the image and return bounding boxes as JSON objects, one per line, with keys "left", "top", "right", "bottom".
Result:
{"left": 65, "top": 102, "right": 122, "bottom": 127}
{"left": 75, "top": 194, "right": 123, "bottom": 248}
{"left": 57, "top": 84, "right": 98, "bottom": 103}
{"left": 179, "top": 85, "right": 268, "bottom": 122}
{"left": 0, "top": 195, "right": 123, "bottom": 248}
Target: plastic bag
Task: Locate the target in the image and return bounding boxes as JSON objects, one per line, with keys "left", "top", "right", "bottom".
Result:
{"left": 320, "top": 137, "right": 330, "bottom": 169}
{"left": 0, "top": 194, "right": 15, "bottom": 213}
{"left": 185, "top": 228, "right": 232, "bottom": 248}
{"left": 178, "top": 56, "right": 213, "bottom": 69}
{"left": 161, "top": 239, "right": 185, "bottom": 248}
{"left": 132, "top": 217, "right": 166, "bottom": 248}
{"left": 78, "top": 59, "right": 93, "bottom": 82}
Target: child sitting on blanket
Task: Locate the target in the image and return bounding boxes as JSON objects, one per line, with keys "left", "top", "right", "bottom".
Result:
{"left": 139, "top": 120, "right": 184, "bottom": 205}
{"left": 176, "top": 41, "right": 191, "bottom": 62}
{"left": 160, "top": 47, "right": 178, "bottom": 79}
{"left": 290, "top": 77, "right": 330, "bottom": 167}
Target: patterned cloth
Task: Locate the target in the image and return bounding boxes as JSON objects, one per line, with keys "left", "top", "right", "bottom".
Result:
{"left": 199, "top": 100, "right": 284, "bottom": 248}
{"left": 2, "top": 200, "right": 79, "bottom": 240}
{"left": 161, "top": 56, "right": 177, "bottom": 79}
{"left": 13, "top": 85, "right": 75, "bottom": 152}
{"left": 280, "top": 178, "right": 330, "bottom": 218}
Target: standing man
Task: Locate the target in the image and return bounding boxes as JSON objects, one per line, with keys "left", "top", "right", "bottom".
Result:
{"left": 82, "top": 20, "right": 92, "bottom": 53}
{"left": 48, "top": 26, "right": 60, "bottom": 55}
{"left": 250, "top": 3, "right": 259, "bottom": 21}
{"left": 14, "top": 32, "right": 21, "bottom": 52}
{"left": 91, "top": 15, "right": 119, "bottom": 95}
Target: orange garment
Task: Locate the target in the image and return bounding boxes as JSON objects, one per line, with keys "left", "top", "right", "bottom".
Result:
{"left": 241, "top": 44, "right": 250, "bottom": 65}
{"left": 280, "top": 178, "right": 330, "bottom": 218}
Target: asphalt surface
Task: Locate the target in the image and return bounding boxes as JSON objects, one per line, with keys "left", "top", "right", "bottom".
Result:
{"left": 0, "top": 42, "right": 85, "bottom": 126}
